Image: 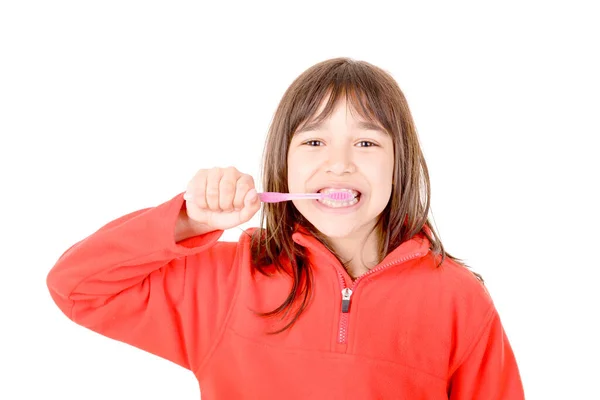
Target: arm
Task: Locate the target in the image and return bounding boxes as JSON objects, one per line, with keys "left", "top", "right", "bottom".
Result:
{"left": 448, "top": 306, "right": 525, "bottom": 399}
{"left": 46, "top": 192, "right": 240, "bottom": 372}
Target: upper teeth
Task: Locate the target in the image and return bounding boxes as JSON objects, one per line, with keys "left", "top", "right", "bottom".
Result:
{"left": 320, "top": 188, "right": 359, "bottom": 196}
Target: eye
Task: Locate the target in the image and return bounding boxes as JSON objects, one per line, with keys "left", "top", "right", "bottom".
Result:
{"left": 303, "top": 140, "right": 324, "bottom": 147}
{"left": 356, "top": 140, "right": 377, "bottom": 147}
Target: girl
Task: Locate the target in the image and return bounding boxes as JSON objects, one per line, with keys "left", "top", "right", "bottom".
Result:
{"left": 47, "top": 58, "right": 524, "bottom": 399}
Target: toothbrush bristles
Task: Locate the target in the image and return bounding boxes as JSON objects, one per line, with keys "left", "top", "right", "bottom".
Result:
{"left": 324, "top": 191, "right": 355, "bottom": 201}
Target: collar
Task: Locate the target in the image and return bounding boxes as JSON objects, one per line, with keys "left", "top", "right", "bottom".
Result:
{"left": 291, "top": 224, "right": 431, "bottom": 269}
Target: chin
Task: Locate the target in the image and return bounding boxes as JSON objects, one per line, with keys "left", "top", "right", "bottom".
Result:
{"left": 312, "top": 222, "right": 357, "bottom": 239}
{"left": 303, "top": 213, "right": 368, "bottom": 239}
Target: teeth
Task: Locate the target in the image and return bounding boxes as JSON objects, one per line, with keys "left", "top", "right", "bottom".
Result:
{"left": 320, "top": 197, "right": 359, "bottom": 208}
{"left": 316, "top": 187, "right": 360, "bottom": 208}
{"left": 319, "top": 188, "right": 359, "bottom": 197}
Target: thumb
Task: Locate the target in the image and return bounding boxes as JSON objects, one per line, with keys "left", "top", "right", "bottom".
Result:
{"left": 239, "top": 188, "right": 260, "bottom": 222}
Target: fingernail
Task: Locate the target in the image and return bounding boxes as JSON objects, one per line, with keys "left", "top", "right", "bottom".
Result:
{"left": 248, "top": 188, "right": 258, "bottom": 202}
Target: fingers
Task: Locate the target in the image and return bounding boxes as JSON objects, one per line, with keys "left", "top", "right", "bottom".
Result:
{"left": 187, "top": 167, "right": 256, "bottom": 213}
{"left": 219, "top": 167, "right": 239, "bottom": 211}
{"left": 186, "top": 169, "right": 208, "bottom": 209}
{"left": 184, "top": 167, "right": 260, "bottom": 229}
{"left": 205, "top": 168, "right": 224, "bottom": 211}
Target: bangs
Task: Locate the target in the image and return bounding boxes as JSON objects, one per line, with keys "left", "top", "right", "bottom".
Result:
{"left": 290, "top": 62, "right": 395, "bottom": 136}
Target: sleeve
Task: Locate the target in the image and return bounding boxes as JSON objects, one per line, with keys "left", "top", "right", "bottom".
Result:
{"left": 448, "top": 306, "right": 525, "bottom": 399}
{"left": 46, "top": 192, "right": 241, "bottom": 373}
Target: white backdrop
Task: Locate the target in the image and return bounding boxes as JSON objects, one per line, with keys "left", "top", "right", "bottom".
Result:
{"left": 1, "top": 1, "right": 598, "bottom": 399}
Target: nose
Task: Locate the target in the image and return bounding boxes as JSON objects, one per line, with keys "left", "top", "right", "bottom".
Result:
{"left": 326, "top": 146, "right": 356, "bottom": 175}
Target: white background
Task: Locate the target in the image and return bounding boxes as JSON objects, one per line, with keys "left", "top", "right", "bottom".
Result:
{"left": 1, "top": 1, "right": 598, "bottom": 399}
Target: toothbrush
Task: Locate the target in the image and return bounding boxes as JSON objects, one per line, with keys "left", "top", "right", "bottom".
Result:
{"left": 258, "top": 191, "right": 356, "bottom": 203}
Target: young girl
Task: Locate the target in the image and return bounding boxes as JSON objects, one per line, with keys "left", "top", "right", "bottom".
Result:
{"left": 47, "top": 58, "right": 524, "bottom": 399}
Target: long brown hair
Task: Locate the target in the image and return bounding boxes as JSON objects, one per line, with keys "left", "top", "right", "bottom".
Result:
{"left": 250, "top": 57, "right": 481, "bottom": 333}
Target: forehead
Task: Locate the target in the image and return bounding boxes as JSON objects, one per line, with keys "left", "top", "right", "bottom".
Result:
{"left": 295, "top": 96, "right": 387, "bottom": 135}
{"left": 295, "top": 118, "right": 385, "bottom": 135}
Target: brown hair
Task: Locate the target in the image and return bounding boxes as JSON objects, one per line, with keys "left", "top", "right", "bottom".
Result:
{"left": 250, "top": 57, "right": 482, "bottom": 333}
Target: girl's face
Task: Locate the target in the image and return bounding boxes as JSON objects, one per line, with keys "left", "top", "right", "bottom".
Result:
{"left": 287, "top": 98, "right": 394, "bottom": 240}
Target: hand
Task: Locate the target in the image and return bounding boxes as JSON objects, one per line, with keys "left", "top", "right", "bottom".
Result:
{"left": 183, "top": 167, "right": 261, "bottom": 232}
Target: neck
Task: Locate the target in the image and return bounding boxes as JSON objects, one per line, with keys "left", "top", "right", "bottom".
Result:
{"left": 329, "top": 226, "right": 381, "bottom": 279}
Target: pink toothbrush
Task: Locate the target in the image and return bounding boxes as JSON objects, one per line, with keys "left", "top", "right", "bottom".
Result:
{"left": 258, "top": 191, "right": 356, "bottom": 203}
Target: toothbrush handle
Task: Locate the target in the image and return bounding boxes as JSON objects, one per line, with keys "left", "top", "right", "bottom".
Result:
{"left": 258, "top": 192, "right": 322, "bottom": 203}
{"left": 285, "top": 193, "right": 322, "bottom": 200}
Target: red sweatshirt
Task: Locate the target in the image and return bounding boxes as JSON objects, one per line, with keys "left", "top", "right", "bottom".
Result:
{"left": 46, "top": 192, "right": 524, "bottom": 399}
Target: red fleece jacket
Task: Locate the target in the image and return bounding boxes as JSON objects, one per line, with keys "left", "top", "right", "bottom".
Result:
{"left": 46, "top": 192, "right": 524, "bottom": 399}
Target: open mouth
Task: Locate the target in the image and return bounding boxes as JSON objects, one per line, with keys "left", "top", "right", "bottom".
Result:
{"left": 317, "top": 188, "right": 361, "bottom": 208}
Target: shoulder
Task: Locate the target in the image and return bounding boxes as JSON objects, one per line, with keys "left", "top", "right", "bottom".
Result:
{"left": 413, "top": 252, "right": 495, "bottom": 327}
{"left": 425, "top": 255, "right": 510, "bottom": 373}
{"left": 429, "top": 253, "right": 492, "bottom": 303}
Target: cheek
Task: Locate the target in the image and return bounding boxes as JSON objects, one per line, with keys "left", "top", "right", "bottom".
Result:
{"left": 363, "top": 155, "right": 394, "bottom": 199}
{"left": 287, "top": 153, "right": 312, "bottom": 191}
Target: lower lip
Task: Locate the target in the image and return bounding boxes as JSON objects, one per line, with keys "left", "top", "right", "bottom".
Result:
{"left": 313, "top": 195, "right": 363, "bottom": 214}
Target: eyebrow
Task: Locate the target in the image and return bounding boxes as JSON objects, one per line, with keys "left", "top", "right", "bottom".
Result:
{"left": 295, "top": 120, "right": 386, "bottom": 134}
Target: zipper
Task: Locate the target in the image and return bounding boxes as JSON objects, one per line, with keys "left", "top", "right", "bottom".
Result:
{"left": 336, "top": 252, "right": 423, "bottom": 344}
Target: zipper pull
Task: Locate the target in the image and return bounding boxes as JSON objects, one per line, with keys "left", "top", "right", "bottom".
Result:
{"left": 341, "top": 288, "right": 353, "bottom": 313}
